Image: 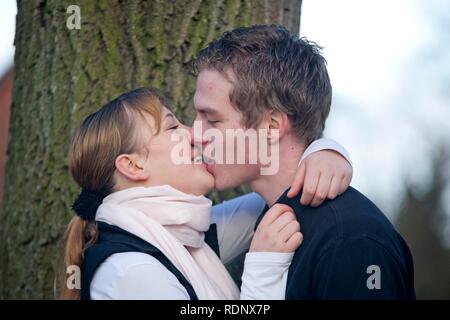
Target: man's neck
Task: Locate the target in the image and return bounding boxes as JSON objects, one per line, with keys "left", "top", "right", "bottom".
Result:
{"left": 250, "top": 137, "right": 305, "bottom": 207}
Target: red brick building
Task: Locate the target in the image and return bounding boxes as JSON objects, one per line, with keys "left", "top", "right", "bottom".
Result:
{"left": 0, "top": 68, "right": 13, "bottom": 209}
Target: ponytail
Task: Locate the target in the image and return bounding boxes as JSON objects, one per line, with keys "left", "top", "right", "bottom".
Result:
{"left": 58, "top": 217, "right": 97, "bottom": 300}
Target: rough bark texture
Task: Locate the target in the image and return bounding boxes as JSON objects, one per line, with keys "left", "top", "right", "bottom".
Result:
{"left": 0, "top": 0, "right": 302, "bottom": 299}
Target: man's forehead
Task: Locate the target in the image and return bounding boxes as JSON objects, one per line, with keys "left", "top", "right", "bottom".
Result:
{"left": 193, "top": 89, "right": 214, "bottom": 113}
{"left": 194, "top": 74, "right": 228, "bottom": 108}
{"left": 197, "top": 68, "right": 234, "bottom": 89}
{"left": 193, "top": 69, "right": 238, "bottom": 116}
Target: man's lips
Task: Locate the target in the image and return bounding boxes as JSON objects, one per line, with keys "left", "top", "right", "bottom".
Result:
{"left": 206, "top": 162, "right": 214, "bottom": 173}
{"left": 200, "top": 155, "right": 215, "bottom": 173}
{"left": 202, "top": 155, "right": 214, "bottom": 165}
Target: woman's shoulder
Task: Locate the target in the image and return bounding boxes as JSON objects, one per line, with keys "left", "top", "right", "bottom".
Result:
{"left": 100, "top": 251, "right": 165, "bottom": 271}
{"left": 90, "top": 252, "right": 190, "bottom": 299}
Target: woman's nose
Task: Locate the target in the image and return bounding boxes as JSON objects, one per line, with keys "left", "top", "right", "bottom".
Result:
{"left": 187, "top": 126, "right": 195, "bottom": 145}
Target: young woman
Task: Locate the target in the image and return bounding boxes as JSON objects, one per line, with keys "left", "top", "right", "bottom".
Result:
{"left": 58, "top": 87, "right": 352, "bottom": 300}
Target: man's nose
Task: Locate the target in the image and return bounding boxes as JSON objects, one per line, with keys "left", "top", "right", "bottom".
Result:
{"left": 188, "top": 121, "right": 207, "bottom": 146}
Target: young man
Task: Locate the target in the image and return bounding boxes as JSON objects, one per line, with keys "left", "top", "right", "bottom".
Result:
{"left": 192, "top": 25, "right": 415, "bottom": 299}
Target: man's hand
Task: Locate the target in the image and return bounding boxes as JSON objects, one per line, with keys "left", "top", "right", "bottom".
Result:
{"left": 250, "top": 204, "right": 303, "bottom": 253}
{"left": 287, "top": 150, "right": 353, "bottom": 207}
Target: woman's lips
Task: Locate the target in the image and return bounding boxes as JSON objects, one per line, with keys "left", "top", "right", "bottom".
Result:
{"left": 191, "top": 152, "right": 215, "bottom": 173}
{"left": 193, "top": 155, "right": 203, "bottom": 164}
{"left": 191, "top": 155, "right": 211, "bottom": 173}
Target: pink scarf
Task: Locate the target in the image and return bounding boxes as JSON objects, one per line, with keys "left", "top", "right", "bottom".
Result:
{"left": 95, "top": 185, "right": 240, "bottom": 300}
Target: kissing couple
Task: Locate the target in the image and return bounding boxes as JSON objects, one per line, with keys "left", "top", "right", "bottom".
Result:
{"left": 58, "top": 25, "right": 415, "bottom": 300}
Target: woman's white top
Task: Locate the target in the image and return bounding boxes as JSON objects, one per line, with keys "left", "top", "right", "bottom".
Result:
{"left": 90, "top": 138, "right": 350, "bottom": 299}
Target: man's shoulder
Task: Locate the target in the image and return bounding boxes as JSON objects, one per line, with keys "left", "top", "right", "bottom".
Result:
{"left": 284, "top": 188, "right": 415, "bottom": 299}
{"left": 298, "top": 187, "right": 398, "bottom": 242}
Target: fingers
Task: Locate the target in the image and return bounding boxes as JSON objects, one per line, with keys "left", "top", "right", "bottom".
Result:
{"left": 285, "top": 232, "right": 303, "bottom": 252}
{"left": 339, "top": 172, "right": 352, "bottom": 195}
{"left": 287, "top": 161, "right": 306, "bottom": 198}
{"left": 259, "top": 204, "right": 293, "bottom": 227}
{"left": 327, "top": 175, "right": 340, "bottom": 199}
{"left": 310, "top": 172, "right": 333, "bottom": 207}
{"left": 271, "top": 211, "right": 297, "bottom": 232}
{"left": 300, "top": 169, "right": 320, "bottom": 205}
{"left": 251, "top": 204, "right": 302, "bottom": 253}
{"left": 279, "top": 220, "right": 301, "bottom": 242}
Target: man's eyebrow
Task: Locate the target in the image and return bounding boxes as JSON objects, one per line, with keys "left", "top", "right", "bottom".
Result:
{"left": 196, "top": 107, "right": 218, "bottom": 115}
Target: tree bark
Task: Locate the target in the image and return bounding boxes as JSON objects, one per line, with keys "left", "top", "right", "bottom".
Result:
{"left": 0, "top": 0, "right": 302, "bottom": 299}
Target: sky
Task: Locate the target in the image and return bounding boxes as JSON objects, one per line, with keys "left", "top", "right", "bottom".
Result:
{"left": 0, "top": 0, "right": 16, "bottom": 77}
{"left": 0, "top": 0, "right": 449, "bottom": 226}
{"left": 301, "top": 0, "right": 450, "bottom": 223}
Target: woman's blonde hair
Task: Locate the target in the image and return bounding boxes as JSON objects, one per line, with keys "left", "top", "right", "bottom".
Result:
{"left": 57, "top": 87, "right": 168, "bottom": 299}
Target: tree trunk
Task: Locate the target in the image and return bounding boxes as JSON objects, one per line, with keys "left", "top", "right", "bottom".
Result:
{"left": 0, "top": 0, "right": 302, "bottom": 299}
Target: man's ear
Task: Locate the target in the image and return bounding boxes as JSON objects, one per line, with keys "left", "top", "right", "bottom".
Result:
{"left": 266, "top": 110, "right": 290, "bottom": 144}
{"left": 115, "top": 154, "right": 149, "bottom": 181}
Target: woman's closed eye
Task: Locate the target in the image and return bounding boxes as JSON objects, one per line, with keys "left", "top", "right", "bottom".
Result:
{"left": 168, "top": 124, "right": 179, "bottom": 130}
{"left": 164, "top": 112, "right": 181, "bottom": 131}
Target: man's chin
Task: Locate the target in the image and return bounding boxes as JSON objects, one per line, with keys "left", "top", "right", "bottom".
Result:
{"left": 212, "top": 174, "right": 237, "bottom": 191}
{"left": 209, "top": 164, "right": 256, "bottom": 191}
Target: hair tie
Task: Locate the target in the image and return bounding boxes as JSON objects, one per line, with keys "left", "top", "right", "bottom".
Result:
{"left": 71, "top": 188, "right": 105, "bottom": 221}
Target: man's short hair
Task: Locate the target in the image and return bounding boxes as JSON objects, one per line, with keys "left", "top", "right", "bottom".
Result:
{"left": 192, "top": 24, "right": 332, "bottom": 145}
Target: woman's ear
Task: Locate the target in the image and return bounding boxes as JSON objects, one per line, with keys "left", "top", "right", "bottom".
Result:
{"left": 115, "top": 154, "right": 149, "bottom": 181}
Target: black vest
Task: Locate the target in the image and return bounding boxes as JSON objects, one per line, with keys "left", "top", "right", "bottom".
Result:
{"left": 80, "top": 221, "right": 220, "bottom": 300}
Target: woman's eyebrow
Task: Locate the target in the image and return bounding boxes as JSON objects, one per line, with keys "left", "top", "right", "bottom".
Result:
{"left": 163, "top": 113, "right": 177, "bottom": 126}
{"left": 163, "top": 113, "right": 175, "bottom": 122}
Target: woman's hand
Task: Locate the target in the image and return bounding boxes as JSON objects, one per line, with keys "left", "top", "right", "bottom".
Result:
{"left": 249, "top": 204, "right": 303, "bottom": 253}
{"left": 287, "top": 150, "right": 353, "bottom": 207}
